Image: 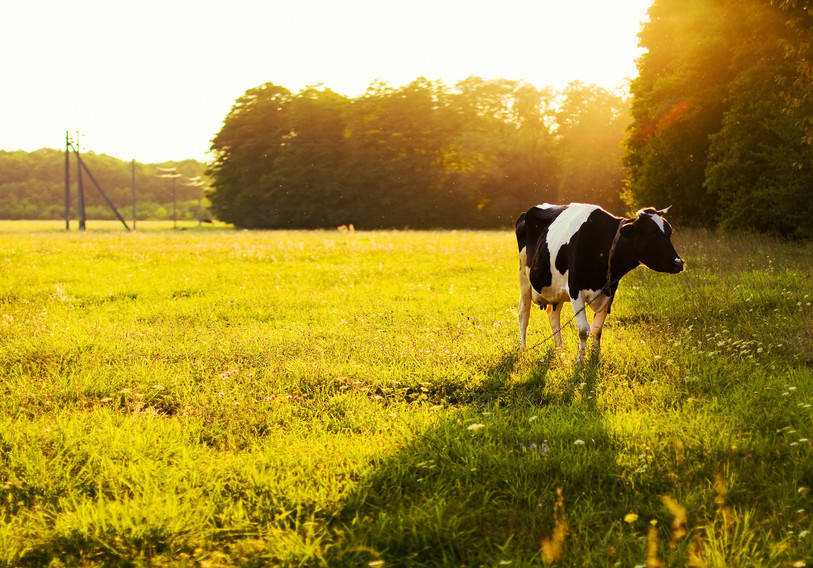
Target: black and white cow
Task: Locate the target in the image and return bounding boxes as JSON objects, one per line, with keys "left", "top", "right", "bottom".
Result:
{"left": 516, "top": 203, "right": 684, "bottom": 362}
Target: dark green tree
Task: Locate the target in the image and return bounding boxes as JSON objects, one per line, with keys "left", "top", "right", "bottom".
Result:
{"left": 625, "top": 0, "right": 812, "bottom": 236}
{"left": 705, "top": 2, "right": 813, "bottom": 237}
{"left": 344, "top": 78, "right": 461, "bottom": 227}
{"left": 208, "top": 83, "right": 292, "bottom": 228}
{"left": 625, "top": 0, "right": 738, "bottom": 225}
{"left": 255, "top": 87, "right": 351, "bottom": 228}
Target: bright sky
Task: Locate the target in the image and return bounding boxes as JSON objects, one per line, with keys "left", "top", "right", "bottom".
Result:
{"left": 1, "top": 0, "right": 652, "bottom": 164}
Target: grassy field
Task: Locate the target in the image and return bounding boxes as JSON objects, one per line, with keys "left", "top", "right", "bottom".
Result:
{"left": 0, "top": 220, "right": 811, "bottom": 567}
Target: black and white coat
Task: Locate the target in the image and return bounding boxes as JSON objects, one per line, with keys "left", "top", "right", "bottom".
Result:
{"left": 516, "top": 203, "right": 684, "bottom": 362}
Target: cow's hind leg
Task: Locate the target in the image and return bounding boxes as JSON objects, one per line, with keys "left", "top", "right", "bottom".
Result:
{"left": 518, "top": 266, "right": 532, "bottom": 348}
{"left": 546, "top": 303, "right": 564, "bottom": 349}
{"left": 572, "top": 295, "right": 591, "bottom": 364}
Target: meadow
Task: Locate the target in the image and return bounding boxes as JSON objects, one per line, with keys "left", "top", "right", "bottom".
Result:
{"left": 0, "top": 220, "right": 811, "bottom": 567}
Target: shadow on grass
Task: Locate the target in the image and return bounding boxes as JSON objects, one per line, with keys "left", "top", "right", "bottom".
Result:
{"left": 472, "top": 347, "right": 556, "bottom": 407}
{"left": 325, "top": 338, "right": 796, "bottom": 567}
{"left": 326, "top": 348, "right": 627, "bottom": 567}
{"left": 473, "top": 345, "right": 603, "bottom": 408}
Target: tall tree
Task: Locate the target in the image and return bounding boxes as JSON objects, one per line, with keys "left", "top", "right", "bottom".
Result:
{"left": 625, "top": 0, "right": 738, "bottom": 225}
{"left": 446, "top": 78, "right": 558, "bottom": 225}
{"left": 344, "top": 78, "right": 460, "bottom": 227}
{"left": 625, "top": 0, "right": 812, "bottom": 236}
{"left": 208, "top": 83, "right": 292, "bottom": 228}
{"left": 257, "top": 87, "right": 351, "bottom": 228}
{"left": 556, "top": 82, "right": 630, "bottom": 213}
{"left": 705, "top": 2, "right": 813, "bottom": 237}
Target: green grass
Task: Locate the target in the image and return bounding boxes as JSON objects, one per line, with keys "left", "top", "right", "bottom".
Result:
{"left": 0, "top": 220, "right": 811, "bottom": 567}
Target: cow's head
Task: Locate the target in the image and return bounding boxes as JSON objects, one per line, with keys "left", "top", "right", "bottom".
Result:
{"left": 621, "top": 206, "right": 684, "bottom": 273}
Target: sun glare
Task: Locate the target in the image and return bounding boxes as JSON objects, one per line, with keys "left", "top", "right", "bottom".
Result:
{"left": 0, "top": 0, "right": 652, "bottom": 162}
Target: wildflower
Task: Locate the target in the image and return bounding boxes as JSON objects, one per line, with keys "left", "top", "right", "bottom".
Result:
{"left": 574, "top": 439, "right": 585, "bottom": 445}
{"left": 624, "top": 513, "right": 638, "bottom": 523}
{"left": 467, "top": 423, "right": 485, "bottom": 431}
{"left": 529, "top": 415, "right": 538, "bottom": 422}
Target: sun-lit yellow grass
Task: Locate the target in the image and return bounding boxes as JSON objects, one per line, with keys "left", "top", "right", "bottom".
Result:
{"left": 0, "top": 222, "right": 810, "bottom": 566}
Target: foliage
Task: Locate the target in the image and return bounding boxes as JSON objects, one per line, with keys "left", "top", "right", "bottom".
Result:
{"left": 208, "top": 78, "right": 630, "bottom": 228}
{"left": 556, "top": 82, "right": 630, "bottom": 213}
{"left": 705, "top": 2, "right": 813, "bottom": 239}
{"left": 0, "top": 149, "right": 209, "bottom": 220}
{"left": 625, "top": 0, "right": 813, "bottom": 236}
{"left": 0, "top": 222, "right": 811, "bottom": 566}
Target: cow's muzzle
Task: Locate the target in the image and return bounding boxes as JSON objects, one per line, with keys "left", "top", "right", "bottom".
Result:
{"left": 671, "top": 257, "right": 685, "bottom": 273}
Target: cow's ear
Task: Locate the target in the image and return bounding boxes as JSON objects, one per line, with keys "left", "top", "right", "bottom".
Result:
{"left": 620, "top": 220, "right": 636, "bottom": 237}
{"left": 656, "top": 205, "right": 672, "bottom": 216}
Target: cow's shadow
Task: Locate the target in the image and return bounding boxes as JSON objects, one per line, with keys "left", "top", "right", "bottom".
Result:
{"left": 474, "top": 345, "right": 603, "bottom": 408}
{"left": 327, "top": 347, "right": 618, "bottom": 566}
{"left": 472, "top": 347, "right": 556, "bottom": 406}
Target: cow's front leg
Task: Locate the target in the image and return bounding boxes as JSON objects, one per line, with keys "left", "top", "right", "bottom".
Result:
{"left": 572, "top": 295, "right": 591, "bottom": 364}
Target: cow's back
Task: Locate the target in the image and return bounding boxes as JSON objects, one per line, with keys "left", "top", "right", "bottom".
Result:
{"left": 517, "top": 204, "right": 567, "bottom": 256}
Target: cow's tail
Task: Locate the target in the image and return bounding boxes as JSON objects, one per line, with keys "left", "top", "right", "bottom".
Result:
{"left": 515, "top": 213, "right": 527, "bottom": 252}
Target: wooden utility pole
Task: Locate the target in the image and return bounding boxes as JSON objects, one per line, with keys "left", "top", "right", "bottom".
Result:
{"left": 64, "top": 131, "right": 70, "bottom": 230}
{"left": 73, "top": 151, "right": 131, "bottom": 231}
{"left": 77, "top": 149, "right": 86, "bottom": 231}
{"left": 183, "top": 176, "right": 205, "bottom": 226}
{"left": 131, "top": 159, "right": 136, "bottom": 231}
{"left": 172, "top": 176, "right": 177, "bottom": 230}
{"left": 157, "top": 168, "right": 181, "bottom": 230}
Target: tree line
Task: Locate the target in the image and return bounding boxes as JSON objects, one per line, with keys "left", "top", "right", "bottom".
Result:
{"left": 209, "top": 0, "right": 811, "bottom": 237}
{"left": 625, "top": 0, "right": 811, "bottom": 238}
{"left": 208, "top": 79, "right": 630, "bottom": 229}
{"left": 4, "top": 0, "right": 808, "bottom": 236}
{"left": 0, "top": 149, "right": 208, "bottom": 221}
